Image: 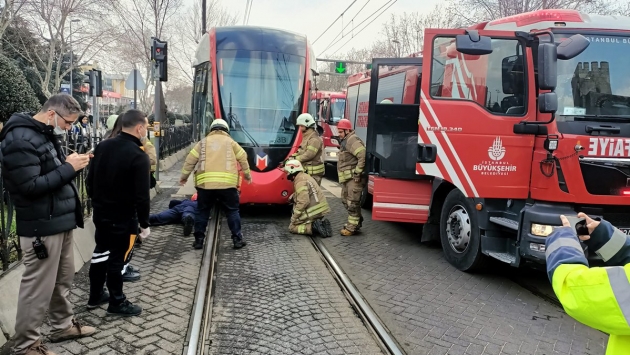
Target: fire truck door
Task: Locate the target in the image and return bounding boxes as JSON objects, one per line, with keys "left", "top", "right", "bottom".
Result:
{"left": 418, "top": 29, "right": 536, "bottom": 199}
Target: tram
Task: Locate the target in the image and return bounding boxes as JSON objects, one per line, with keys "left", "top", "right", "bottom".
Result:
{"left": 191, "top": 26, "right": 317, "bottom": 204}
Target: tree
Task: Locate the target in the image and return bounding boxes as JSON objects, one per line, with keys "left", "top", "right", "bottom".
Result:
{"left": 0, "top": 0, "right": 26, "bottom": 43}
{"left": 164, "top": 84, "right": 193, "bottom": 114}
{"left": 171, "top": 0, "right": 238, "bottom": 83}
{"left": 0, "top": 53, "right": 40, "bottom": 122}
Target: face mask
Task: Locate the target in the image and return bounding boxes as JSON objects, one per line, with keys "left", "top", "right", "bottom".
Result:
{"left": 48, "top": 116, "right": 66, "bottom": 136}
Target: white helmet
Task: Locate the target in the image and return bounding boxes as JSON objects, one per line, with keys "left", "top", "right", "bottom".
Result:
{"left": 296, "top": 113, "right": 316, "bottom": 128}
{"left": 380, "top": 99, "right": 393, "bottom": 104}
{"left": 283, "top": 159, "right": 304, "bottom": 174}
{"left": 210, "top": 119, "right": 229, "bottom": 132}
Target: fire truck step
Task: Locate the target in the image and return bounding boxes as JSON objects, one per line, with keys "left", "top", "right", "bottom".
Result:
{"left": 487, "top": 251, "right": 517, "bottom": 264}
{"left": 489, "top": 217, "right": 519, "bottom": 230}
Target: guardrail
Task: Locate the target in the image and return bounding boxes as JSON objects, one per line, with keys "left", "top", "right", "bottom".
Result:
{"left": 159, "top": 124, "right": 193, "bottom": 158}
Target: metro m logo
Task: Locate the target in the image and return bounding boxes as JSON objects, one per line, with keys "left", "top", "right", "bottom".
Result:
{"left": 256, "top": 152, "right": 268, "bottom": 171}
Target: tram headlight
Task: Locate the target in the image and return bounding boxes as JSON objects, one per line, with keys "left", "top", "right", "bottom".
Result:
{"left": 531, "top": 223, "right": 554, "bottom": 237}
{"left": 281, "top": 190, "right": 288, "bottom": 197}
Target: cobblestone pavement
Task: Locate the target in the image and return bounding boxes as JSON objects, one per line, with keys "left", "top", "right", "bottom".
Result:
{"left": 0, "top": 185, "right": 202, "bottom": 355}
{"left": 207, "top": 208, "right": 386, "bottom": 355}
{"left": 319, "top": 178, "right": 607, "bottom": 355}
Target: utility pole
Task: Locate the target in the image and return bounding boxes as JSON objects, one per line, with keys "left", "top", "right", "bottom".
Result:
{"left": 202, "top": 0, "right": 206, "bottom": 36}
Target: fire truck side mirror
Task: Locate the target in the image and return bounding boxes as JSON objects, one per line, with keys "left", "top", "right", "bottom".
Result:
{"left": 537, "top": 43, "right": 557, "bottom": 90}
{"left": 538, "top": 92, "right": 558, "bottom": 114}
{"left": 556, "top": 34, "right": 589, "bottom": 60}
{"left": 417, "top": 143, "right": 437, "bottom": 164}
{"left": 455, "top": 31, "right": 493, "bottom": 56}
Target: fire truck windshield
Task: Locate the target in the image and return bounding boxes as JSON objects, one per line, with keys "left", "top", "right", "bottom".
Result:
{"left": 555, "top": 33, "right": 630, "bottom": 122}
{"left": 330, "top": 99, "right": 346, "bottom": 124}
{"left": 217, "top": 50, "right": 305, "bottom": 147}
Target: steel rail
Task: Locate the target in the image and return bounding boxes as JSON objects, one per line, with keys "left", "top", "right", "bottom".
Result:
{"left": 311, "top": 237, "right": 406, "bottom": 355}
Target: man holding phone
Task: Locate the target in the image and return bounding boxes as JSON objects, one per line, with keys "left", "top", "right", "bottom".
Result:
{"left": 546, "top": 213, "right": 630, "bottom": 354}
{"left": 0, "top": 94, "right": 96, "bottom": 355}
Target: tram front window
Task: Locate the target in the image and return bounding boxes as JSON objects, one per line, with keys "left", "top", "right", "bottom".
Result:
{"left": 217, "top": 50, "right": 306, "bottom": 147}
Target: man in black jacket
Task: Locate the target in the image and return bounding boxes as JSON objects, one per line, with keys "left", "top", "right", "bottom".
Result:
{"left": 86, "top": 109, "right": 150, "bottom": 317}
{"left": 0, "top": 94, "right": 95, "bottom": 355}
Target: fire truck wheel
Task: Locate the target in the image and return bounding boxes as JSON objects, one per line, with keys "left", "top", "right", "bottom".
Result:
{"left": 439, "top": 189, "right": 488, "bottom": 272}
{"left": 360, "top": 185, "right": 372, "bottom": 209}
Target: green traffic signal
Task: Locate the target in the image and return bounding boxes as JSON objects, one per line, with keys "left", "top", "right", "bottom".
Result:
{"left": 335, "top": 61, "right": 346, "bottom": 74}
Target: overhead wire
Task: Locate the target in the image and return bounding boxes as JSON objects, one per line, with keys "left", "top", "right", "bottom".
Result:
{"left": 317, "top": 0, "right": 373, "bottom": 56}
{"left": 327, "top": 0, "right": 397, "bottom": 58}
{"left": 243, "top": 0, "right": 250, "bottom": 25}
{"left": 245, "top": 0, "right": 254, "bottom": 25}
{"left": 312, "top": 0, "right": 358, "bottom": 45}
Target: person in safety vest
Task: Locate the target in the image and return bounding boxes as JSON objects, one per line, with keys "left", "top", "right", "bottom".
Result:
{"left": 180, "top": 118, "right": 251, "bottom": 250}
{"left": 284, "top": 159, "right": 332, "bottom": 237}
{"left": 284, "top": 113, "right": 325, "bottom": 185}
{"left": 336, "top": 118, "right": 366, "bottom": 236}
{"left": 546, "top": 212, "right": 630, "bottom": 354}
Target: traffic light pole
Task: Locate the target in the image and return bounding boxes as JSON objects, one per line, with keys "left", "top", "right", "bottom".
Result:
{"left": 153, "top": 80, "right": 163, "bottom": 181}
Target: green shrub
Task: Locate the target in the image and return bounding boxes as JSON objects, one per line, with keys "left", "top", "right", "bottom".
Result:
{"left": 0, "top": 54, "right": 40, "bottom": 122}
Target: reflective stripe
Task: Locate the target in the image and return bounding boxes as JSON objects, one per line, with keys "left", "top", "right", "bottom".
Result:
{"left": 196, "top": 171, "right": 239, "bottom": 185}
{"left": 296, "top": 186, "right": 308, "bottom": 194}
{"left": 606, "top": 266, "right": 630, "bottom": 326}
{"left": 306, "top": 164, "right": 325, "bottom": 174}
{"left": 190, "top": 149, "right": 199, "bottom": 158}
{"left": 298, "top": 201, "right": 329, "bottom": 221}
{"left": 236, "top": 149, "right": 246, "bottom": 159}
{"left": 597, "top": 229, "right": 628, "bottom": 262}
{"left": 307, "top": 145, "right": 318, "bottom": 152}
{"left": 182, "top": 169, "right": 191, "bottom": 175}
{"left": 298, "top": 224, "right": 306, "bottom": 234}
{"left": 353, "top": 146, "right": 365, "bottom": 155}
{"left": 348, "top": 216, "right": 360, "bottom": 224}
{"left": 339, "top": 170, "right": 353, "bottom": 181}
{"left": 545, "top": 237, "right": 583, "bottom": 259}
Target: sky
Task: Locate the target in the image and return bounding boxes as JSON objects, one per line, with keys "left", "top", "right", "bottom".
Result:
{"left": 191, "top": 0, "right": 440, "bottom": 58}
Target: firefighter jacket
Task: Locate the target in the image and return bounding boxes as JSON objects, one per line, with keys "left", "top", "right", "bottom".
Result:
{"left": 291, "top": 172, "right": 330, "bottom": 223}
{"left": 181, "top": 130, "right": 251, "bottom": 190}
{"left": 546, "top": 219, "right": 630, "bottom": 355}
{"left": 142, "top": 139, "right": 157, "bottom": 172}
{"left": 337, "top": 131, "right": 366, "bottom": 183}
{"left": 291, "top": 128, "right": 325, "bottom": 176}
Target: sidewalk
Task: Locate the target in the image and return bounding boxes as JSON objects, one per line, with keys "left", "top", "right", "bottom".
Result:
{"left": 1, "top": 160, "right": 201, "bottom": 355}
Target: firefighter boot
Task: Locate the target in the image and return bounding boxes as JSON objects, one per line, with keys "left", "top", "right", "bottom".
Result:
{"left": 356, "top": 216, "right": 364, "bottom": 231}
{"left": 340, "top": 227, "right": 357, "bottom": 236}
{"left": 182, "top": 215, "right": 194, "bottom": 236}
{"left": 192, "top": 233, "right": 204, "bottom": 249}
{"left": 313, "top": 219, "right": 332, "bottom": 238}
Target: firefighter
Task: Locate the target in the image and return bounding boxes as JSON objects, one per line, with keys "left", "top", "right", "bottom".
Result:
{"left": 287, "top": 113, "right": 325, "bottom": 185}
{"left": 180, "top": 118, "right": 252, "bottom": 250}
{"left": 546, "top": 212, "right": 630, "bottom": 354}
{"left": 284, "top": 159, "right": 332, "bottom": 238}
{"left": 336, "top": 118, "right": 366, "bottom": 236}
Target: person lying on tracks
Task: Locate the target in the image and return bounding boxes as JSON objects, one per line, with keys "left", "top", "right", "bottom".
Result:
{"left": 546, "top": 213, "right": 630, "bottom": 355}
{"left": 283, "top": 159, "right": 333, "bottom": 238}
{"left": 149, "top": 193, "right": 198, "bottom": 236}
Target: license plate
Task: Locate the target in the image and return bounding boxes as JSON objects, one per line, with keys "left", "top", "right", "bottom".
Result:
{"left": 619, "top": 228, "right": 630, "bottom": 235}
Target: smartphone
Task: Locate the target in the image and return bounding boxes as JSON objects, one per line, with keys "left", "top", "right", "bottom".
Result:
{"left": 564, "top": 216, "right": 589, "bottom": 235}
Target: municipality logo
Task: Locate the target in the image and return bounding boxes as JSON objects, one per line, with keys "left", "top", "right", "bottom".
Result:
{"left": 488, "top": 137, "right": 506, "bottom": 161}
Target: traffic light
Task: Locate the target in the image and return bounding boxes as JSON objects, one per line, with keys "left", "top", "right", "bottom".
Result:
{"left": 151, "top": 37, "right": 168, "bottom": 82}
{"left": 94, "top": 69, "right": 103, "bottom": 97}
{"left": 83, "top": 71, "right": 95, "bottom": 96}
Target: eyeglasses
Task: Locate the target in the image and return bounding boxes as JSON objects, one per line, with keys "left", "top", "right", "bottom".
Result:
{"left": 52, "top": 110, "right": 75, "bottom": 125}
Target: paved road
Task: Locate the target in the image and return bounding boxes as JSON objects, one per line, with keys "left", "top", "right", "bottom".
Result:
{"left": 319, "top": 176, "right": 607, "bottom": 355}
{"left": 207, "top": 207, "right": 386, "bottom": 355}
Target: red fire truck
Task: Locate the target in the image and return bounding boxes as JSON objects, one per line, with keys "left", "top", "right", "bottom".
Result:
{"left": 347, "top": 9, "right": 630, "bottom": 271}
{"left": 310, "top": 90, "right": 347, "bottom": 165}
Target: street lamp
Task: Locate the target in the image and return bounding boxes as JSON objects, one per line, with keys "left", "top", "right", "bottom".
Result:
{"left": 69, "top": 19, "right": 81, "bottom": 96}
{"left": 391, "top": 39, "right": 400, "bottom": 57}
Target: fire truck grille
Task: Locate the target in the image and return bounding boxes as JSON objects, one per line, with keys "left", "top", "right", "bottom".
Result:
{"left": 579, "top": 161, "right": 630, "bottom": 196}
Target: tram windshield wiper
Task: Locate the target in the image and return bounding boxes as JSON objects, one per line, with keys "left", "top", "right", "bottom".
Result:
{"left": 226, "top": 92, "right": 259, "bottom": 147}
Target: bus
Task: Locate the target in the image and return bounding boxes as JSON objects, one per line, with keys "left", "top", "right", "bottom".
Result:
{"left": 309, "top": 90, "right": 346, "bottom": 165}
{"left": 191, "top": 26, "right": 317, "bottom": 204}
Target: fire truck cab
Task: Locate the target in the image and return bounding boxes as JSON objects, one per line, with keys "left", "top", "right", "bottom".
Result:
{"left": 351, "top": 9, "right": 630, "bottom": 272}
{"left": 310, "top": 90, "right": 347, "bottom": 165}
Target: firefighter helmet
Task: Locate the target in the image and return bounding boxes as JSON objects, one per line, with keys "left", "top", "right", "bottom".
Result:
{"left": 210, "top": 119, "right": 229, "bottom": 132}
{"left": 283, "top": 159, "right": 304, "bottom": 174}
{"left": 337, "top": 118, "right": 353, "bottom": 130}
{"left": 296, "top": 113, "right": 316, "bottom": 128}
{"left": 106, "top": 115, "right": 119, "bottom": 130}
{"left": 381, "top": 99, "right": 393, "bottom": 104}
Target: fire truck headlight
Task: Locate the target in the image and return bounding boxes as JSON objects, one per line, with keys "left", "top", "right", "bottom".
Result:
{"left": 331, "top": 138, "right": 339, "bottom": 145}
{"left": 531, "top": 223, "right": 554, "bottom": 237}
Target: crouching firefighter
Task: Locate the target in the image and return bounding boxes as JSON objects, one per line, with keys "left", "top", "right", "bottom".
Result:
{"left": 287, "top": 113, "right": 325, "bottom": 185}
{"left": 336, "top": 118, "right": 366, "bottom": 236}
{"left": 180, "top": 119, "right": 252, "bottom": 250}
{"left": 284, "top": 159, "right": 332, "bottom": 238}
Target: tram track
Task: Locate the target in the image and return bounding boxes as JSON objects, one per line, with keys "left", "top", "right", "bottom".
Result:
{"left": 310, "top": 236, "right": 406, "bottom": 355}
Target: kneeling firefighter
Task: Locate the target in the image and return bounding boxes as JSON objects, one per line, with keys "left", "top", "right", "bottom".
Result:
{"left": 336, "top": 118, "right": 366, "bottom": 236}
{"left": 287, "top": 113, "right": 325, "bottom": 185}
{"left": 284, "top": 159, "right": 332, "bottom": 237}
